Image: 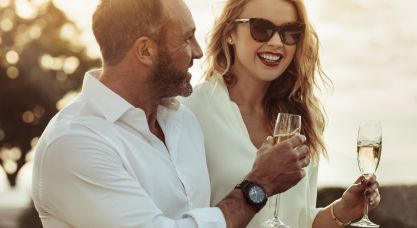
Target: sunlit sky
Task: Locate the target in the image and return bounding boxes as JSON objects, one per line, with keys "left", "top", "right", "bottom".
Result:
{"left": 2, "top": 0, "right": 417, "bottom": 194}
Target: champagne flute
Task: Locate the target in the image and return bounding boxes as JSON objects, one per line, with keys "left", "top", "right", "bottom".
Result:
{"left": 263, "top": 113, "right": 301, "bottom": 228}
{"left": 350, "top": 121, "right": 382, "bottom": 228}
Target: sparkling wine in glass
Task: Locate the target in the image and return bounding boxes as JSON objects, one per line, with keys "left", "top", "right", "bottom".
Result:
{"left": 263, "top": 113, "right": 301, "bottom": 228}
{"left": 350, "top": 121, "right": 382, "bottom": 228}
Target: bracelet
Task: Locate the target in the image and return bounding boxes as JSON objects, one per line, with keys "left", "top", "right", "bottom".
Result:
{"left": 330, "top": 203, "right": 351, "bottom": 227}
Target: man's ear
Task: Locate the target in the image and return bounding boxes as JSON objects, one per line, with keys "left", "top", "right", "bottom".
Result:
{"left": 133, "top": 37, "right": 158, "bottom": 66}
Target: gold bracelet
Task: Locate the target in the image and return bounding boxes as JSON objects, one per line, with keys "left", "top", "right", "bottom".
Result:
{"left": 330, "top": 203, "right": 351, "bottom": 227}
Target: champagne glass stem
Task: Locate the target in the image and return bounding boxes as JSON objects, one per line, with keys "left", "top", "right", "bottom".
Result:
{"left": 274, "top": 194, "right": 281, "bottom": 218}
{"left": 363, "top": 191, "right": 369, "bottom": 219}
{"left": 262, "top": 113, "right": 299, "bottom": 228}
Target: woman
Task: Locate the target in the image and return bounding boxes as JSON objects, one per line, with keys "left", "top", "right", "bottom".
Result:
{"left": 181, "top": 0, "right": 380, "bottom": 227}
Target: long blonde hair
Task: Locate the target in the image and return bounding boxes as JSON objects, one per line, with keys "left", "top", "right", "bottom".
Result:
{"left": 204, "top": 0, "right": 330, "bottom": 161}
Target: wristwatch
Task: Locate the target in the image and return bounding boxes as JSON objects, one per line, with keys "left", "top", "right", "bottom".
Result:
{"left": 235, "top": 180, "right": 268, "bottom": 212}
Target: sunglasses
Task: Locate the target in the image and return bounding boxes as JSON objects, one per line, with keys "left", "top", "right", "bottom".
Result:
{"left": 233, "top": 18, "right": 305, "bottom": 45}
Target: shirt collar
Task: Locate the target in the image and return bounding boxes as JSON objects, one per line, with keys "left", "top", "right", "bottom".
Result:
{"left": 80, "top": 69, "right": 181, "bottom": 123}
{"left": 81, "top": 69, "right": 134, "bottom": 122}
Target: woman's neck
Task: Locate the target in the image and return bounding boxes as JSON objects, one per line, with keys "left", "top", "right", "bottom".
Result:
{"left": 227, "top": 70, "right": 270, "bottom": 111}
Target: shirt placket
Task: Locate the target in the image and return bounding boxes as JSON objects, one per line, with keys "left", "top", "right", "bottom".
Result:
{"left": 161, "top": 110, "right": 192, "bottom": 209}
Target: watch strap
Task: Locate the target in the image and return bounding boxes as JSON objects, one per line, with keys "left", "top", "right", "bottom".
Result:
{"left": 235, "top": 180, "right": 251, "bottom": 190}
{"left": 235, "top": 179, "right": 267, "bottom": 212}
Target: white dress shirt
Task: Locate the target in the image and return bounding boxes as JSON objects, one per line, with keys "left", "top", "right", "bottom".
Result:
{"left": 31, "top": 70, "right": 226, "bottom": 228}
{"left": 180, "top": 76, "right": 321, "bottom": 228}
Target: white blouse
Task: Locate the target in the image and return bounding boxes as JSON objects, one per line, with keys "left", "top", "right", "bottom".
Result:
{"left": 181, "top": 77, "right": 321, "bottom": 228}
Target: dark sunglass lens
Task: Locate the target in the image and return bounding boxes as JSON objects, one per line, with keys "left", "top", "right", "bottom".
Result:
{"left": 281, "top": 24, "right": 304, "bottom": 45}
{"left": 282, "top": 30, "right": 303, "bottom": 45}
{"left": 250, "top": 19, "right": 274, "bottom": 42}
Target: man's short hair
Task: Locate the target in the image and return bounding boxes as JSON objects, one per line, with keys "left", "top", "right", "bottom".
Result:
{"left": 92, "top": 0, "right": 165, "bottom": 65}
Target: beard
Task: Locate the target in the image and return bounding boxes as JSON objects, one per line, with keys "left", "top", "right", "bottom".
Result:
{"left": 149, "top": 47, "right": 193, "bottom": 98}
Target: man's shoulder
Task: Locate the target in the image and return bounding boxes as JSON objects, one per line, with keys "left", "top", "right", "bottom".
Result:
{"left": 41, "top": 100, "right": 117, "bottom": 147}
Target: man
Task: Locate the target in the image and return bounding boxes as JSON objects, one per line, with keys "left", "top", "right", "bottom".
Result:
{"left": 31, "top": 0, "right": 310, "bottom": 227}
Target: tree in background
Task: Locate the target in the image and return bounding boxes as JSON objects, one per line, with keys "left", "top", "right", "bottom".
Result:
{"left": 0, "top": 0, "right": 100, "bottom": 187}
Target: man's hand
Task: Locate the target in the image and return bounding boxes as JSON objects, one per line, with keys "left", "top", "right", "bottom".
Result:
{"left": 246, "top": 135, "right": 310, "bottom": 196}
{"left": 217, "top": 135, "right": 309, "bottom": 228}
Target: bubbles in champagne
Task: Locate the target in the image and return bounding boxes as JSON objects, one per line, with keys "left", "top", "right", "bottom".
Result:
{"left": 273, "top": 128, "right": 300, "bottom": 144}
{"left": 357, "top": 143, "right": 381, "bottom": 177}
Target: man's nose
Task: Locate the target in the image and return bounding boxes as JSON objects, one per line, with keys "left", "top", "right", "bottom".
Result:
{"left": 192, "top": 39, "right": 203, "bottom": 59}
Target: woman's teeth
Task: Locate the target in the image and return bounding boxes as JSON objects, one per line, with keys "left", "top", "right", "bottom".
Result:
{"left": 258, "top": 53, "right": 282, "bottom": 62}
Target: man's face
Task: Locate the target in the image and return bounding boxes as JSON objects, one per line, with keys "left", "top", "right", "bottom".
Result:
{"left": 151, "top": 43, "right": 194, "bottom": 97}
{"left": 150, "top": 0, "right": 203, "bottom": 98}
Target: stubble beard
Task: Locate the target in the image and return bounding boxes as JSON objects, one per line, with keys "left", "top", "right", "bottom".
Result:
{"left": 150, "top": 48, "right": 193, "bottom": 99}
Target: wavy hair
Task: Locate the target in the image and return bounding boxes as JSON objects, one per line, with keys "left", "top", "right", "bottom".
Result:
{"left": 204, "top": 0, "right": 330, "bottom": 161}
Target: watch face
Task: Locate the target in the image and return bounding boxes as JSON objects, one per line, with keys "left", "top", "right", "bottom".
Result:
{"left": 248, "top": 185, "right": 266, "bottom": 203}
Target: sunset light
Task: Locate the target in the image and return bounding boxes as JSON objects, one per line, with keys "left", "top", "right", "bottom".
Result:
{"left": 1, "top": 1, "right": 417, "bottom": 227}
{"left": 1, "top": 0, "right": 416, "bottom": 187}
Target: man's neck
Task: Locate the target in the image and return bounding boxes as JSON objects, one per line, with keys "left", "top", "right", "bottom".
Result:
{"left": 99, "top": 66, "right": 164, "bottom": 141}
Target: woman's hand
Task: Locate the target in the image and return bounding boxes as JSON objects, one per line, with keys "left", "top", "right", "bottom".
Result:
{"left": 338, "top": 175, "right": 381, "bottom": 220}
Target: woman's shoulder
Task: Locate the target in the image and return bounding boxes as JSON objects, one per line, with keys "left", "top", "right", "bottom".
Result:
{"left": 193, "top": 79, "right": 218, "bottom": 96}
{"left": 180, "top": 79, "right": 219, "bottom": 106}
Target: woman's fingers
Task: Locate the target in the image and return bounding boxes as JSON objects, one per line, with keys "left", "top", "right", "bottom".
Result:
{"left": 369, "top": 190, "right": 381, "bottom": 207}
{"left": 367, "top": 181, "right": 378, "bottom": 191}
{"left": 365, "top": 177, "right": 380, "bottom": 207}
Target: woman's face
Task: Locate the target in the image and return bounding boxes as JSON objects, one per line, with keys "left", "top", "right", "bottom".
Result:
{"left": 230, "top": 0, "right": 299, "bottom": 83}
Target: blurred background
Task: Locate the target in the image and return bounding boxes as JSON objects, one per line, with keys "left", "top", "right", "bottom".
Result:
{"left": 1, "top": 0, "right": 416, "bottom": 227}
